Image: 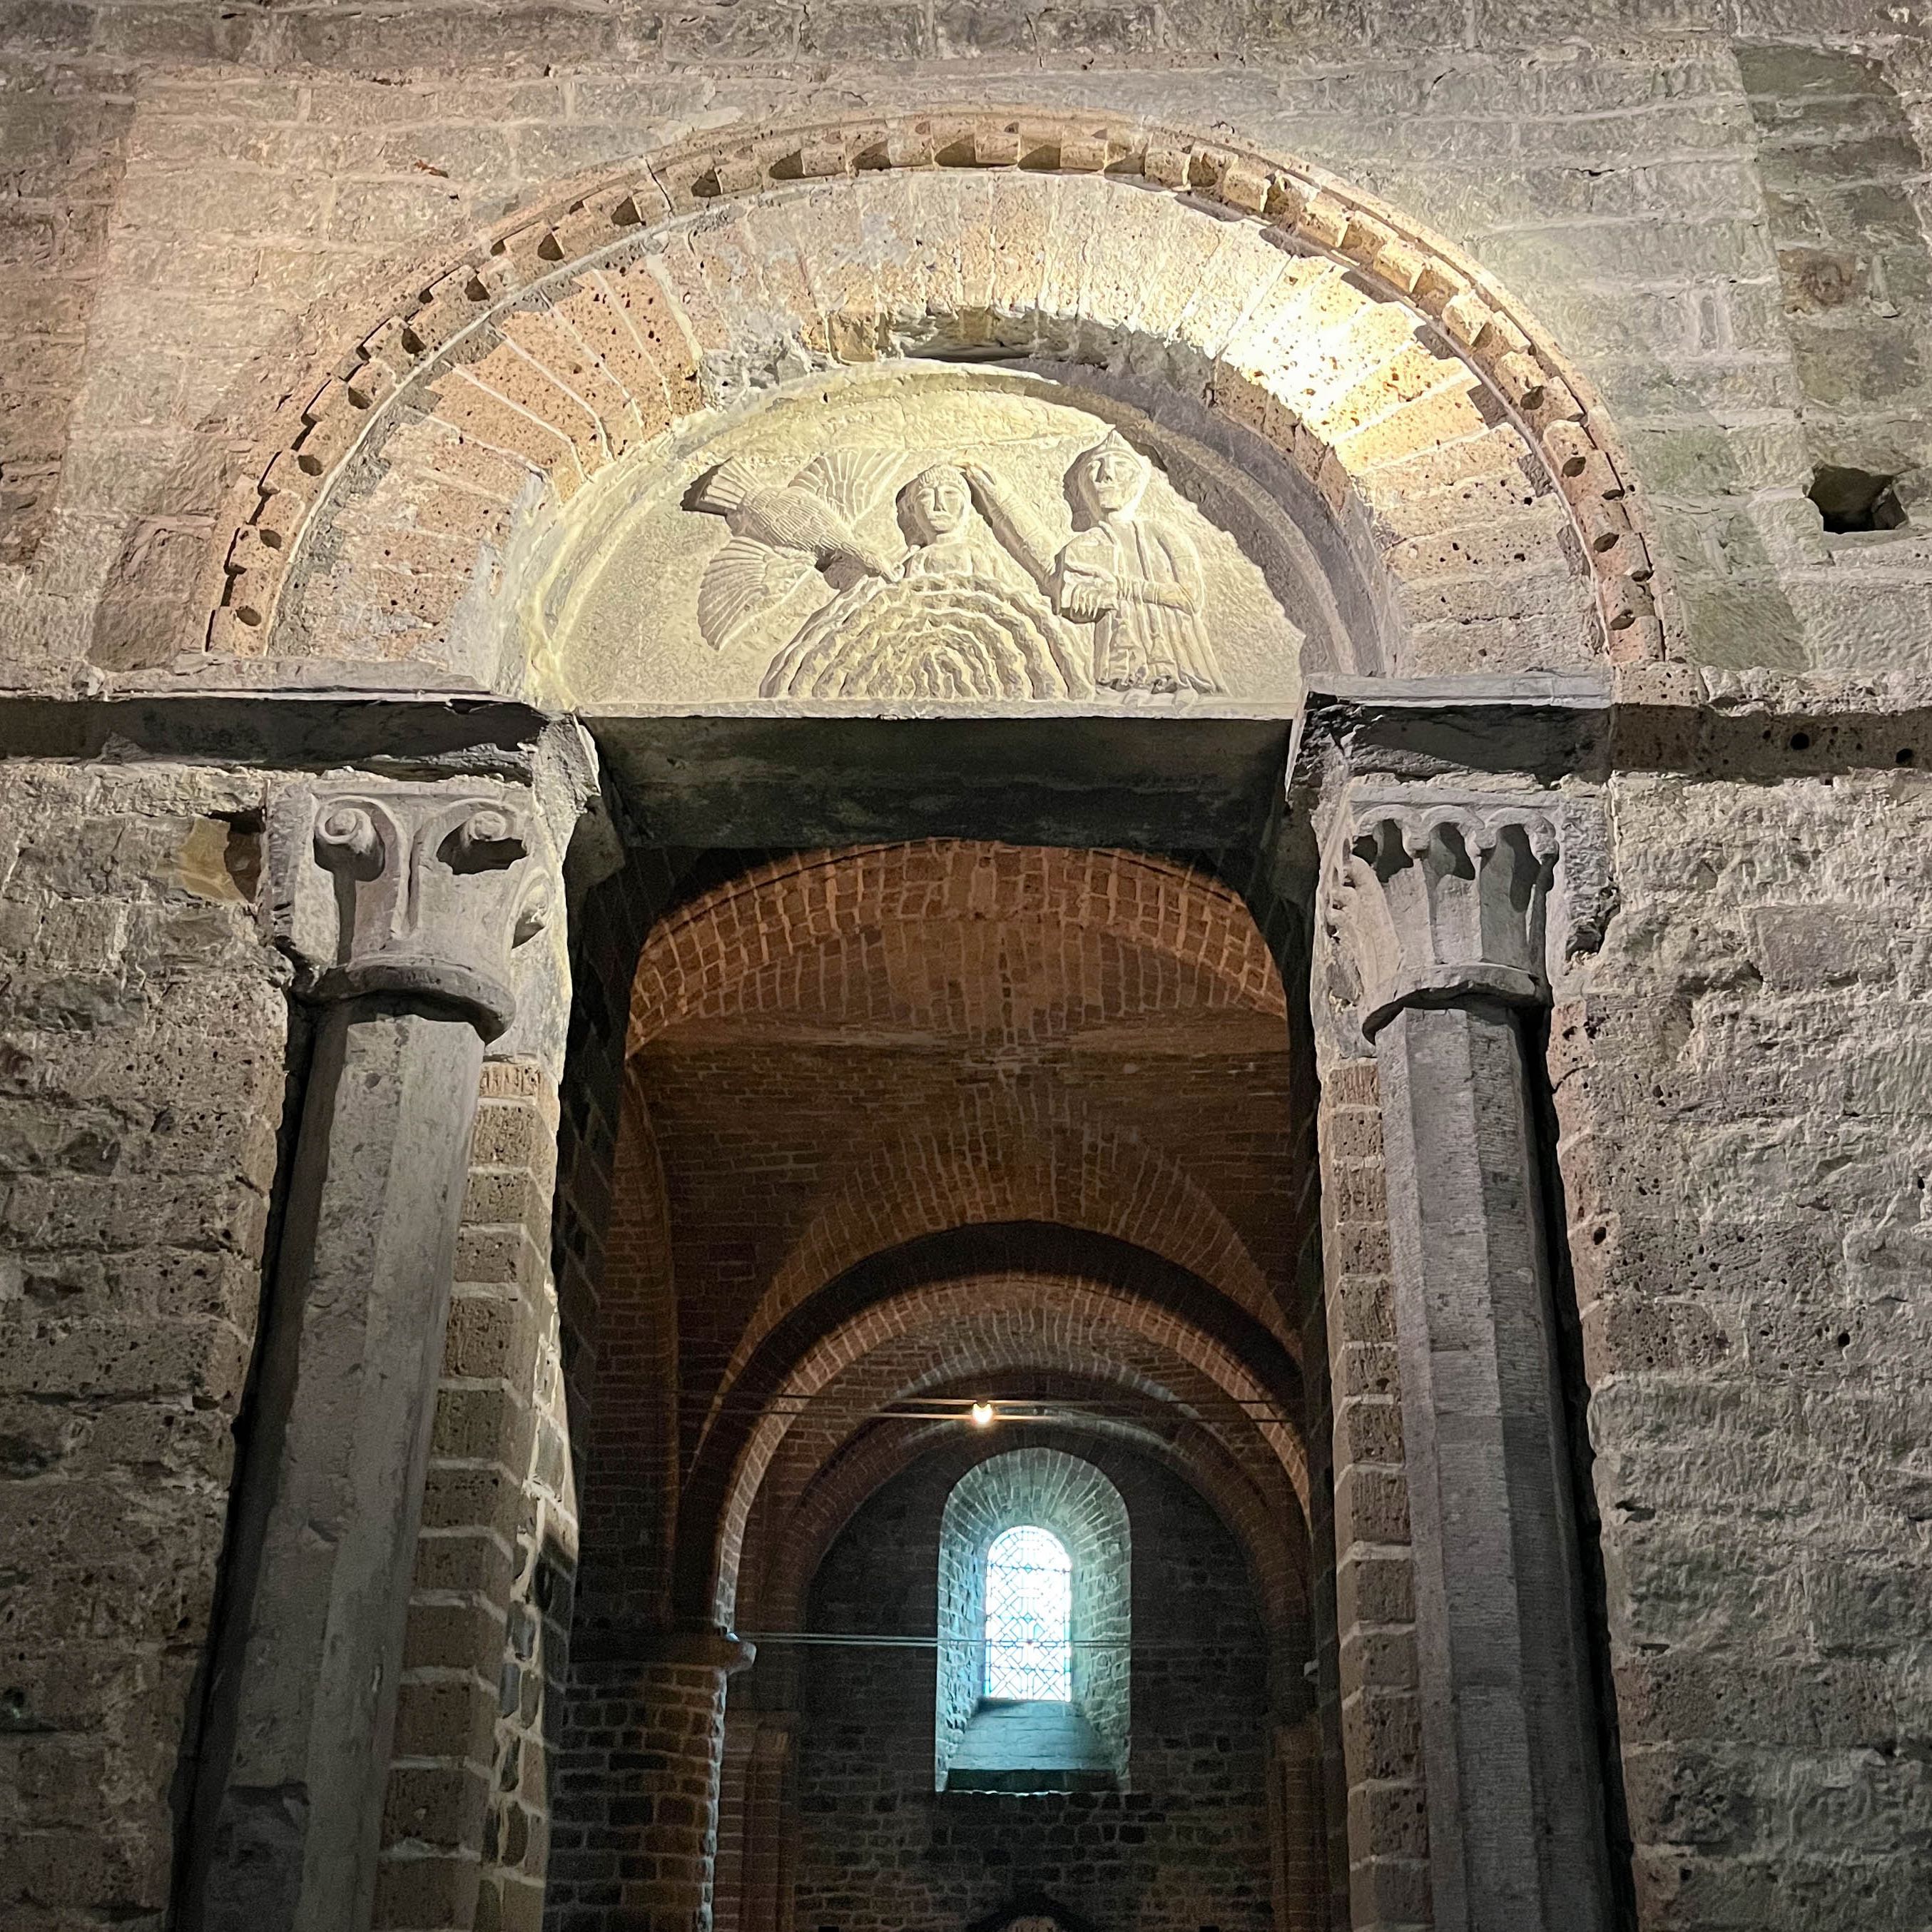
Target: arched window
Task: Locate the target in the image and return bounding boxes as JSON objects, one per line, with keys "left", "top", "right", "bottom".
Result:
{"left": 935, "top": 1451, "right": 1129, "bottom": 1791}
{"left": 983, "top": 1525, "right": 1072, "bottom": 1701}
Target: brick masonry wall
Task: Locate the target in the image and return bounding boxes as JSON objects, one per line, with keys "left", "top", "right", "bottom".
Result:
{"left": 1557, "top": 767, "right": 1932, "bottom": 1929}
{"left": 546, "top": 1654, "right": 735, "bottom": 1932}
{"left": 779, "top": 1443, "right": 1273, "bottom": 1932}
{"left": 0, "top": 758, "right": 286, "bottom": 1932}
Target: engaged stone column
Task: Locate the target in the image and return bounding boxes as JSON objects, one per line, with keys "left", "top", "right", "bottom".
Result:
{"left": 1324, "top": 800, "right": 1611, "bottom": 1932}
{"left": 181, "top": 779, "right": 558, "bottom": 1932}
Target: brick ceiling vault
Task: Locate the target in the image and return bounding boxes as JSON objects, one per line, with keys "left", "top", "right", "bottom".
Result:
{"left": 597, "top": 840, "right": 1316, "bottom": 1635}
{"left": 197, "top": 107, "right": 1666, "bottom": 683}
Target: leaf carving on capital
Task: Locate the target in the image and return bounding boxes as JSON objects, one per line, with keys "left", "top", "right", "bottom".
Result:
{"left": 1323, "top": 803, "right": 1558, "bottom": 1039}
{"left": 272, "top": 780, "right": 552, "bottom": 1040}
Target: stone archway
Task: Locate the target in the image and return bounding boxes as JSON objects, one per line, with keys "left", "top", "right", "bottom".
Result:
{"left": 152, "top": 106, "right": 1651, "bottom": 1932}
{"left": 185, "top": 108, "right": 1663, "bottom": 695}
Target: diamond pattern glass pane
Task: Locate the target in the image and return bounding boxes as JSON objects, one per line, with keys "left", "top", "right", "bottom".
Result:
{"left": 983, "top": 1525, "right": 1072, "bottom": 1701}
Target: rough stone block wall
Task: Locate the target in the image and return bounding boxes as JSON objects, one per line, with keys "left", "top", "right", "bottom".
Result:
{"left": 381, "top": 1058, "right": 579, "bottom": 1932}
{"left": 1, "top": 4, "right": 1932, "bottom": 686}
{"left": 0, "top": 758, "right": 285, "bottom": 1932}
{"left": 0, "top": 64, "right": 130, "bottom": 571}
{"left": 782, "top": 1446, "right": 1271, "bottom": 1932}
{"left": 1741, "top": 44, "right": 1932, "bottom": 499}
{"left": 1558, "top": 764, "right": 1932, "bottom": 1928}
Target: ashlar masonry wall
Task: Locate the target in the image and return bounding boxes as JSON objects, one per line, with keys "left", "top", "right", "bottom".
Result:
{"left": 1557, "top": 753, "right": 1932, "bottom": 1928}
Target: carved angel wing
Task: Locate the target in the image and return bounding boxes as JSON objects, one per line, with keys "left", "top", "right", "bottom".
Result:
{"left": 696, "top": 535, "right": 811, "bottom": 653}
{"left": 791, "top": 449, "right": 898, "bottom": 523}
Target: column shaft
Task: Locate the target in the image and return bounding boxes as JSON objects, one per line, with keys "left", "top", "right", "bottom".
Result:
{"left": 621, "top": 1659, "right": 735, "bottom": 1932}
{"left": 185, "top": 997, "right": 487, "bottom": 1932}
{"left": 1375, "top": 997, "right": 1607, "bottom": 1931}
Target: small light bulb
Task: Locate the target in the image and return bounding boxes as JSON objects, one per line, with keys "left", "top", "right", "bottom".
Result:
{"left": 970, "top": 1401, "right": 996, "bottom": 1428}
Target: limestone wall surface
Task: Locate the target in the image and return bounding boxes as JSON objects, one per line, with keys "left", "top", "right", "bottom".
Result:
{"left": 1560, "top": 763, "right": 1932, "bottom": 1926}
{"left": 0, "top": 757, "right": 287, "bottom": 1931}
{"left": 6, "top": 1, "right": 1932, "bottom": 680}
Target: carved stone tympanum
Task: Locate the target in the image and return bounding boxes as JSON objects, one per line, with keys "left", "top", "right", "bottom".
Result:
{"left": 689, "top": 427, "right": 1226, "bottom": 700}
{"left": 1324, "top": 803, "right": 1557, "bottom": 1037}
{"left": 549, "top": 367, "right": 1308, "bottom": 711}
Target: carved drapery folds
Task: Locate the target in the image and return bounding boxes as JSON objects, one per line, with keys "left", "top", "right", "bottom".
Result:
{"left": 1324, "top": 802, "right": 1557, "bottom": 1038}
{"left": 270, "top": 778, "right": 553, "bottom": 1040}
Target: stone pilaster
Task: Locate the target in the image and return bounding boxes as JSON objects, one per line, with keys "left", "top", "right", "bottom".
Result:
{"left": 1322, "top": 795, "right": 1611, "bottom": 1932}
{"left": 179, "top": 776, "right": 563, "bottom": 1932}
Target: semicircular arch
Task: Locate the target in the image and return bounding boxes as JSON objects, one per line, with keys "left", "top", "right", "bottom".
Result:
{"left": 714, "top": 1106, "right": 1286, "bottom": 1406}
{"left": 629, "top": 841, "right": 1286, "bottom": 1052}
{"left": 191, "top": 108, "right": 1664, "bottom": 687}
{"left": 681, "top": 1249, "right": 1308, "bottom": 1627}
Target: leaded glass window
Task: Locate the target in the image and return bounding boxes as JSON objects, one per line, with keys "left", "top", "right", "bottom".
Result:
{"left": 983, "top": 1525, "right": 1072, "bottom": 1700}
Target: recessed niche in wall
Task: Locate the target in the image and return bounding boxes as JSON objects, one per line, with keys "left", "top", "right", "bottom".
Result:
{"left": 1809, "top": 464, "right": 1909, "bottom": 534}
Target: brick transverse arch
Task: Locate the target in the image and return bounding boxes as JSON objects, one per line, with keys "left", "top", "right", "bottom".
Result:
{"left": 691, "top": 1261, "right": 1309, "bottom": 1628}
{"left": 205, "top": 108, "right": 1664, "bottom": 682}
{"left": 629, "top": 842, "right": 1286, "bottom": 1050}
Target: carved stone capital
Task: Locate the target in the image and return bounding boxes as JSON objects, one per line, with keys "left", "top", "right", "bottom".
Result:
{"left": 1323, "top": 800, "right": 1557, "bottom": 1039}
{"left": 270, "top": 778, "right": 554, "bottom": 1041}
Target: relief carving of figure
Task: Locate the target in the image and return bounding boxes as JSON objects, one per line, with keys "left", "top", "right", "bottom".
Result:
{"left": 758, "top": 461, "right": 1084, "bottom": 701}
{"left": 894, "top": 463, "right": 1034, "bottom": 589}
{"left": 966, "top": 432, "right": 1223, "bottom": 696}
{"left": 683, "top": 428, "right": 1221, "bottom": 701}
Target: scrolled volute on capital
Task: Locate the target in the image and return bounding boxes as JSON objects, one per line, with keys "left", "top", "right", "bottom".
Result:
{"left": 270, "top": 778, "right": 554, "bottom": 1041}
{"left": 1324, "top": 803, "right": 1558, "bottom": 1039}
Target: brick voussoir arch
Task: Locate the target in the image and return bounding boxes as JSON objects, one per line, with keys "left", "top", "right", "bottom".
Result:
{"left": 708, "top": 1110, "right": 1285, "bottom": 1423}
{"left": 756, "top": 1330, "right": 1294, "bottom": 1541}
{"left": 207, "top": 107, "right": 1664, "bottom": 674}
{"left": 680, "top": 1246, "right": 1308, "bottom": 1627}
{"left": 746, "top": 1412, "right": 1305, "bottom": 1649}
{"left": 629, "top": 842, "right": 1287, "bottom": 1052}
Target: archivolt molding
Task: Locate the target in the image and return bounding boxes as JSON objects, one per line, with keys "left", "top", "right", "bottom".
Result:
{"left": 207, "top": 108, "right": 1664, "bottom": 678}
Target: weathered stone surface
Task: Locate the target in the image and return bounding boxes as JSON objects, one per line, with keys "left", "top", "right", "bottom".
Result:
{"left": 9, "top": 9, "right": 1932, "bottom": 1932}
{"left": 0, "top": 759, "right": 286, "bottom": 1932}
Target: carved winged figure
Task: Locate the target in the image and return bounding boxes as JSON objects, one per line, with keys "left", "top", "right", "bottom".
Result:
{"left": 687, "top": 450, "right": 900, "bottom": 651}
